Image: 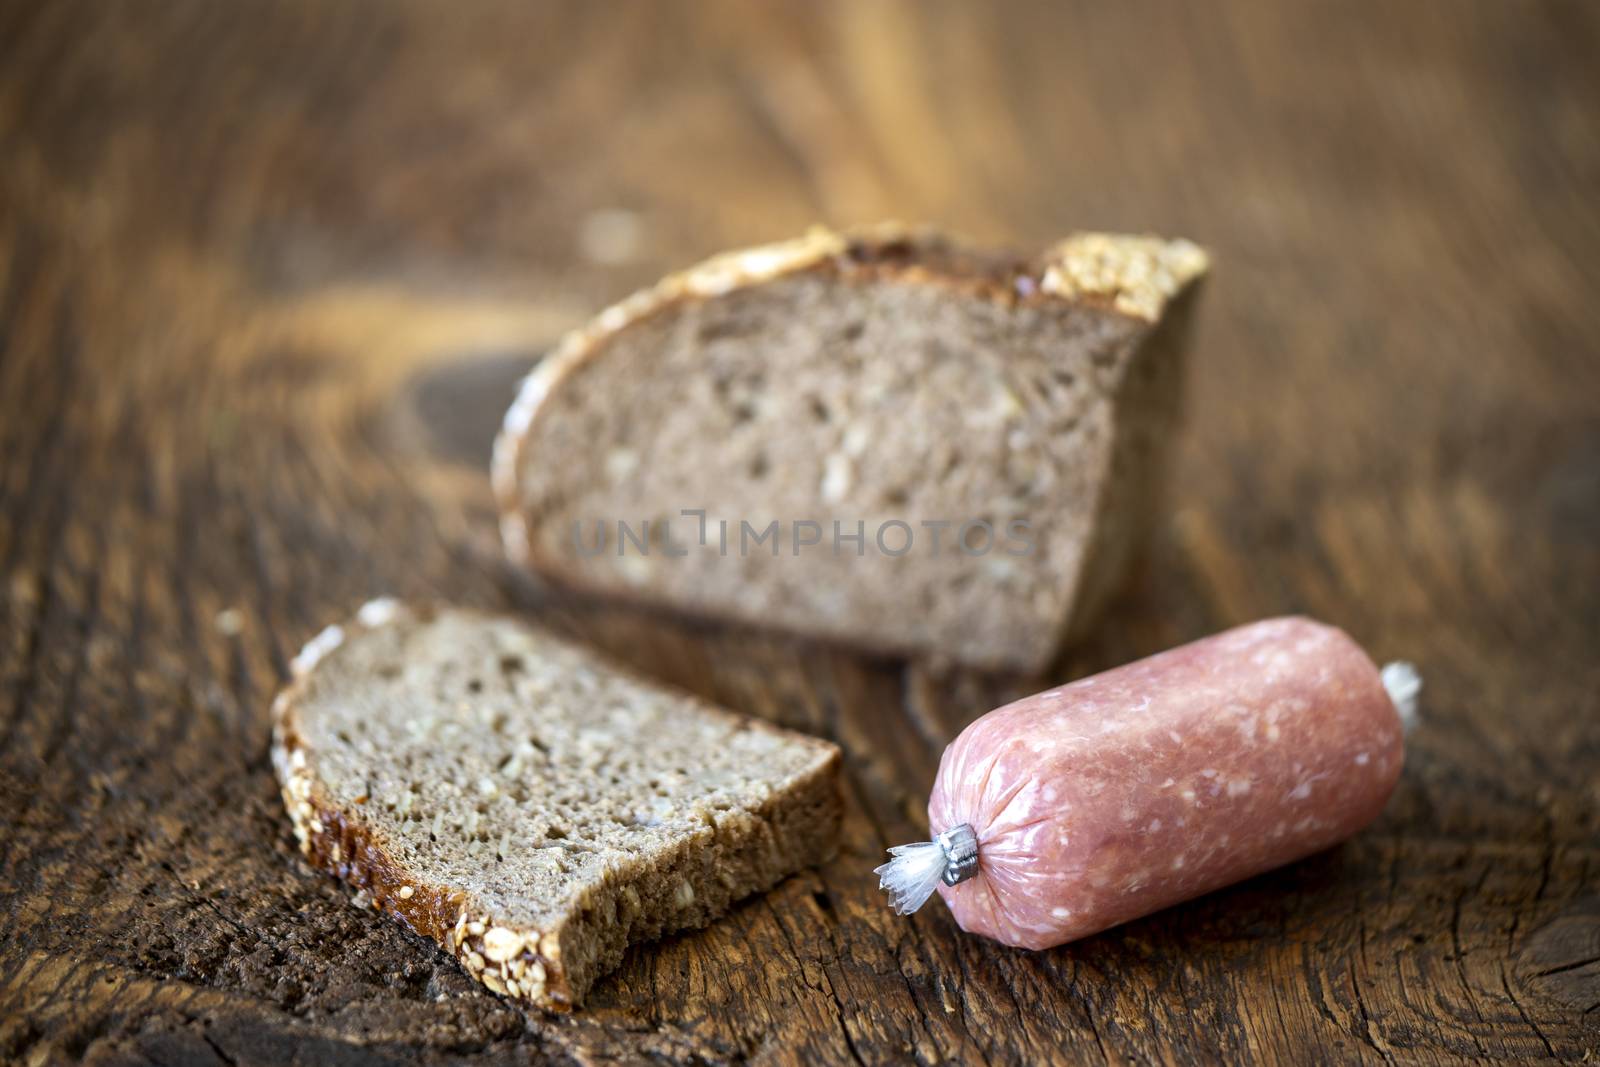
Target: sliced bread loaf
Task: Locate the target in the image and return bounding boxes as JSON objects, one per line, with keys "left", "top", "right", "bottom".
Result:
{"left": 493, "top": 224, "right": 1208, "bottom": 673}
{"left": 270, "top": 600, "right": 842, "bottom": 1010}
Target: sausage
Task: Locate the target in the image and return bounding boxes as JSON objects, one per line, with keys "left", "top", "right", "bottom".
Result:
{"left": 876, "top": 616, "right": 1419, "bottom": 949}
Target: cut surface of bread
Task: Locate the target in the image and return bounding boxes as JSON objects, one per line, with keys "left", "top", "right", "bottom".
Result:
{"left": 494, "top": 224, "right": 1208, "bottom": 673}
{"left": 271, "top": 600, "right": 842, "bottom": 1009}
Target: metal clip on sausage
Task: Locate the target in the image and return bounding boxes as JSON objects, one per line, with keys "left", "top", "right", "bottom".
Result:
{"left": 938, "top": 824, "right": 979, "bottom": 886}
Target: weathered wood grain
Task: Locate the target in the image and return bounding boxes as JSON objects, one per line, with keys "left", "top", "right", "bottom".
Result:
{"left": 1, "top": 1, "right": 1597, "bottom": 1063}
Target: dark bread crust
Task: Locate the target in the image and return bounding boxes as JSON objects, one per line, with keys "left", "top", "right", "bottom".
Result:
{"left": 493, "top": 224, "right": 1208, "bottom": 673}
{"left": 270, "top": 601, "right": 843, "bottom": 1010}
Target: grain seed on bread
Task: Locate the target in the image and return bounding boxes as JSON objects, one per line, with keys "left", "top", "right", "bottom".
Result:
{"left": 271, "top": 599, "right": 842, "bottom": 1009}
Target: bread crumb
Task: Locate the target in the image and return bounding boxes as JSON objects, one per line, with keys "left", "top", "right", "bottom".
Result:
{"left": 579, "top": 208, "right": 645, "bottom": 266}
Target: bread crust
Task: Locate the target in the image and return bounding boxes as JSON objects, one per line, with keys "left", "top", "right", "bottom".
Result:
{"left": 492, "top": 224, "right": 1208, "bottom": 671}
{"left": 270, "top": 599, "right": 842, "bottom": 1011}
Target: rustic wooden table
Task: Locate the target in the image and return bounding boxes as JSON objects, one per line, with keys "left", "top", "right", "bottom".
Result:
{"left": 2, "top": 3, "right": 1597, "bottom": 1064}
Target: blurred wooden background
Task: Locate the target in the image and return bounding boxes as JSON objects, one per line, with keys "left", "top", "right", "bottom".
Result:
{"left": 2, "top": 2, "right": 1598, "bottom": 1063}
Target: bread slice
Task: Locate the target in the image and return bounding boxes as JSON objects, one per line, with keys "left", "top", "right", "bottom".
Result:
{"left": 493, "top": 224, "right": 1208, "bottom": 673}
{"left": 270, "top": 600, "right": 842, "bottom": 1010}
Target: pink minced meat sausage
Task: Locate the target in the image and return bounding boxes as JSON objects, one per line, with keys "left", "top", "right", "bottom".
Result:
{"left": 877, "top": 617, "right": 1419, "bottom": 949}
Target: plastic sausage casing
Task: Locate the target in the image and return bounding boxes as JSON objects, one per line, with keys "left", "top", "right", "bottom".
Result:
{"left": 877, "top": 617, "right": 1418, "bottom": 949}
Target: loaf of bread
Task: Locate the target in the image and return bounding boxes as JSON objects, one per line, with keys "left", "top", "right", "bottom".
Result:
{"left": 270, "top": 600, "right": 842, "bottom": 1009}
{"left": 494, "top": 224, "right": 1207, "bottom": 672}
